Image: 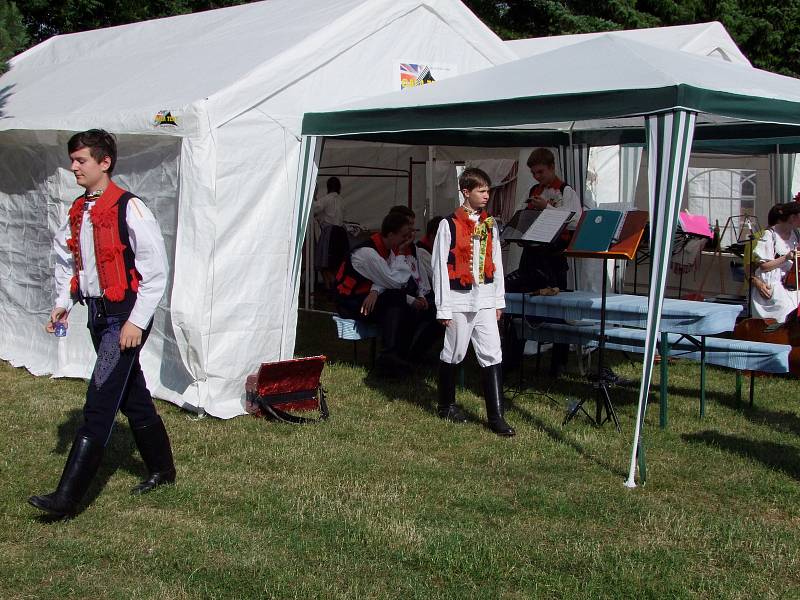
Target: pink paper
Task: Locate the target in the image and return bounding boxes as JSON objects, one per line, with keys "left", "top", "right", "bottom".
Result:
{"left": 678, "top": 212, "right": 712, "bottom": 238}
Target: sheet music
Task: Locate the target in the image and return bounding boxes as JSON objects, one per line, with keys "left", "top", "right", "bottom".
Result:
{"left": 523, "top": 209, "right": 573, "bottom": 243}
{"left": 612, "top": 210, "right": 628, "bottom": 243}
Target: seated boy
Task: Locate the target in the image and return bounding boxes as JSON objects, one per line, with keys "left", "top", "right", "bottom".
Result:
{"left": 334, "top": 212, "right": 416, "bottom": 370}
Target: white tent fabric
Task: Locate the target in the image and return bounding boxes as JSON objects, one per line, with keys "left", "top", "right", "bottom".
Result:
{"left": 301, "top": 30, "right": 800, "bottom": 485}
{"left": 505, "top": 21, "right": 751, "bottom": 66}
{"left": 770, "top": 153, "right": 796, "bottom": 204}
{"left": 0, "top": 0, "right": 517, "bottom": 418}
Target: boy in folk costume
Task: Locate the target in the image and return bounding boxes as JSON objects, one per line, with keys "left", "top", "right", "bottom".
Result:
{"left": 519, "top": 148, "right": 583, "bottom": 376}
{"left": 335, "top": 211, "right": 418, "bottom": 371}
{"left": 29, "top": 130, "right": 174, "bottom": 518}
{"left": 432, "top": 168, "right": 514, "bottom": 436}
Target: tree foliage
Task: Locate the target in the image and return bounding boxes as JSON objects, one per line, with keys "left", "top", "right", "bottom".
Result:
{"left": 464, "top": 0, "right": 800, "bottom": 78}
{"left": 0, "top": 1, "right": 28, "bottom": 73}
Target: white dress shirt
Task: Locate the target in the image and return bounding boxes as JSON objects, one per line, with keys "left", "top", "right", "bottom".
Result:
{"left": 313, "top": 191, "right": 343, "bottom": 227}
{"left": 350, "top": 245, "right": 412, "bottom": 293}
{"left": 53, "top": 195, "right": 169, "bottom": 329}
{"left": 432, "top": 213, "right": 505, "bottom": 320}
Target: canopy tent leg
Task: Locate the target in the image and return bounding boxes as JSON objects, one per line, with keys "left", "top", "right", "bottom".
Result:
{"left": 769, "top": 149, "right": 796, "bottom": 205}
{"left": 281, "top": 135, "right": 324, "bottom": 358}
{"left": 625, "top": 110, "right": 696, "bottom": 489}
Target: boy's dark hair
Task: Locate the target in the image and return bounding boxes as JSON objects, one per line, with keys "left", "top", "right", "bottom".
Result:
{"left": 426, "top": 216, "right": 443, "bottom": 238}
{"left": 458, "top": 167, "right": 491, "bottom": 192}
{"left": 67, "top": 129, "right": 117, "bottom": 174}
{"left": 526, "top": 148, "right": 555, "bottom": 168}
{"left": 389, "top": 205, "right": 415, "bottom": 222}
{"left": 381, "top": 212, "right": 410, "bottom": 236}
{"left": 327, "top": 177, "right": 341, "bottom": 194}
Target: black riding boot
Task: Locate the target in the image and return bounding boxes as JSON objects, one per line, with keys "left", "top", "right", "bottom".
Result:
{"left": 437, "top": 361, "right": 467, "bottom": 423}
{"left": 28, "top": 435, "right": 103, "bottom": 518}
{"left": 130, "top": 417, "right": 176, "bottom": 495}
{"left": 482, "top": 364, "right": 515, "bottom": 436}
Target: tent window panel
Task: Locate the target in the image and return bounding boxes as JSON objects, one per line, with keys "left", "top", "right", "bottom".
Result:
{"left": 688, "top": 168, "right": 757, "bottom": 247}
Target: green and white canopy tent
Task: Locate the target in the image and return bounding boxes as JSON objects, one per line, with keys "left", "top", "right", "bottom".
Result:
{"left": 297, "top": 34, "right": 800, "bottom": 486}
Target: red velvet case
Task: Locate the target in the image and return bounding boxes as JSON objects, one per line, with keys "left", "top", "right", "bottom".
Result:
{"left": 245, "top": 355, "right": 328, "bottom": 422}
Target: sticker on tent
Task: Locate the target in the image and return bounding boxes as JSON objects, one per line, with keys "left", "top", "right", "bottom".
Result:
{"left": 400, "top": 63, "right": 435, "bottom": 89}
{"left": 397, "top": 62, "right": 457, "bottom": 90}
{"left": 153, "top": 111, "right": 178, "bottom": 127}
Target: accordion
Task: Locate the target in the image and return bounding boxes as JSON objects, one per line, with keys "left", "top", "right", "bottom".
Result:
{"left": 245, "top": 355, "right": 329, "bottom": 423}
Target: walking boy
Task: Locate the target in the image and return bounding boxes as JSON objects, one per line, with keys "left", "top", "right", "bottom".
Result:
{"left": 29, "top": 129, "right": 175, "bottom": 518}
{"left": 432, "top": 168, "right": 514, "bottom": 436}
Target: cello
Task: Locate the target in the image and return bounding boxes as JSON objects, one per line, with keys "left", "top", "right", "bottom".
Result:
{"left": 733, "top": 250, "right": 800, "bottom": 375}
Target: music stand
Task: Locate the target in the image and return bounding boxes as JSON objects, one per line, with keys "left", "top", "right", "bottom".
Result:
{"left": 563, "top": 209, "right": 648, "bottom": 431}
{"left": 502, "top": 208, "right": 574, "bottom": 392}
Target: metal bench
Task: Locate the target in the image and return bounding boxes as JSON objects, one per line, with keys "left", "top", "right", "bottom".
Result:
{"left": 513, "top": 318, "right": 790, "bottom": 416}
{"left": 332, "top": 315, "right": 380, "bottom": 367}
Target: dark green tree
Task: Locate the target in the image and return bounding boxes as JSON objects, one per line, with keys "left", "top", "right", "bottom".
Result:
{"left": 0, "top": 0, "right": 28, "bottom": 73}
{"left": 465, "top": 0, "right": 800, "bottom": 78}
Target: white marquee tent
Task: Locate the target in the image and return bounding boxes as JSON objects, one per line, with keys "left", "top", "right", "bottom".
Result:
{"left": 299, "top": 34, "right": 800, "bottom": 485}
{"left": 0, "top": 0, "right": 516, "bottom": 418}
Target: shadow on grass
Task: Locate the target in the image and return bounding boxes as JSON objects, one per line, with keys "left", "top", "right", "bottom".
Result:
{"left": 668, "top": 376, "right": 800, "bottom": 436}
{"left": 361, "top": 364, "right": 487, "bottom": 427}
{"left": 506, "top": 396, "right": 629, "bottom": 479}
{"left": 683, "top": 430, "right": 800, "bottom": 481}
{"left": 33, "top": 409, "right": 147, "bottom": 521}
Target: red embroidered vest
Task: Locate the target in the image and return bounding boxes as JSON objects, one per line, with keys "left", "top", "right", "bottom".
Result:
{"left": 335, "top": 233, "right": 390, "bottom": 297}
{"left": 445, "top": 208, "right": 495, "bottom": 290}
{"left": 67, "top": 180, "right": 141, "bottom": 312}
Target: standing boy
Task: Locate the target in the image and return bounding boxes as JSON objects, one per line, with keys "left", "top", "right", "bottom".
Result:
{"left": 432, "top": 168, "right": 514, "bottom": 436}
{"left": 519, "top": 148, "right": 583, "bottom": 376}
{"left": 313, "top": 176, "right": 348, "bottom": 291}
{"left": 29, "top": 129, "right": 174, "bottom": 518}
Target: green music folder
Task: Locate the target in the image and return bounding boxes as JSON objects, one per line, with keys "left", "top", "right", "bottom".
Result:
{"left": 569, "top": 209, "right": 624, "bottom": 252}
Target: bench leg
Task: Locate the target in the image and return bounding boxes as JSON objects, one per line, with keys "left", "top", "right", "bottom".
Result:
{"left": 370, "top": 338, "right": 377, "bottom": 370}
{"left": 749, "top": 372, "right": 755, "bottom": 407}
{"left": 735, "top": 371, "right": 742, "bottom": 407}
{"left": 353, "top": 340, "right": 358, "bottom": 365}
{"left": 700, "top": 337, "right": 706, "bottom": 418}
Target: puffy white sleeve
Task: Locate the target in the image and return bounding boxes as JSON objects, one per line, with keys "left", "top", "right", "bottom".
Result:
{"left": 352, "top": 247, "right": 411, "bottom": 290}
{"left": 432, "top": 219, "right": 453, "bottom": 320}
{"left": 562, "top": 185, "right": 583, "bottom": 226}
{"left": 126, "top": 198, "right": 169, "bottom": 329}
{"left": 492, "top": 222, "right": 505, "bottom": 309}
{"left": 53, "top": 217, "right": 75, "bottom": 312}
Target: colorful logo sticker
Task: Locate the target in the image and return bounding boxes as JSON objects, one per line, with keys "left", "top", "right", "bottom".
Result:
{"left": 400, "top": 63, "right": 435, "bottom": 89}
{"left": 153, "top": 110, "right": 178, "bottom": 127}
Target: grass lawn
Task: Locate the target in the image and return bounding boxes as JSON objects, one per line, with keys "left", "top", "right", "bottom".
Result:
{"left": 1, "top": 310, "right": 798, "bottom": 599}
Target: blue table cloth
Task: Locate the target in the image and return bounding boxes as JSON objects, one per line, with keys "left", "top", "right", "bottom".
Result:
{"left": 505, "top": 291, "right": 743, "bottom": 335}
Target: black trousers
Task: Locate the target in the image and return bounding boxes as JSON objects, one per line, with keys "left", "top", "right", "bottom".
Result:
{"left": 78, "top": 299, "right": 160, "bottom": 446}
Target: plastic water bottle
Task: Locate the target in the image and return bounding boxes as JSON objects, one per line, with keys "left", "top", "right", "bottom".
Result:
{"left": 54, "top": 322, "right": 67, "bottom": 337}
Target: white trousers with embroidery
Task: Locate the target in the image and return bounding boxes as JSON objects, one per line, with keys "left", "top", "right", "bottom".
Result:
{"left": 440, "top": 309, "right": 502, "bottom": 367}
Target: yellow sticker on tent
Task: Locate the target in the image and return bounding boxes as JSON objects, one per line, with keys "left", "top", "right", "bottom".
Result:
{"left": 153, "top": 110, "right": 178, "bottom": 127}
